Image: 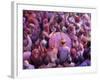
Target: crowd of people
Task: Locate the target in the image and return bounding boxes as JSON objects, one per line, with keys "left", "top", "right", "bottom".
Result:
{"left": 23, "top": 10, "right": 91, "bottom": 69}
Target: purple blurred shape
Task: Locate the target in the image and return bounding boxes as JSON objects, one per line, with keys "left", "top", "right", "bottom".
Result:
{"left": 23, "top": 51, "right": 31, "bottom": 61}
{"left": 49, "top": 32, "right": 71, "bottom": 48}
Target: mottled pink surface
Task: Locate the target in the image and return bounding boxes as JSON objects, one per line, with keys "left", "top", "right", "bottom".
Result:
{"left": 49, "top": 32, "right": 71, "bottom": 48}
{"left": 23, "top": 51, "right": 31, "bottom": 61}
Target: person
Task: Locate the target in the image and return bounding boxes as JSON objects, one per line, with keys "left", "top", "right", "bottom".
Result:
{"left": 30, "top": 49, "right": 43, "bottom": 68}
{"left": 70, "top": 47, "right": 78, "bottom": 64}
{"left": 39, "top": 42, "right": 50, "bottom": 66}
{"left": 24, "top": 34, "right": 32, "bottom": 51}
{"left": 23, "top": 60, "right": 35, "bottom": 69}
{"left": 80, "top": 48, "right": 91, "bottom": 66}
{"left": 41, "top": 36, "right": 48, "bottom": 48}
{"left": 57, "top": 39, "right": 71, "bottom": 66}
{"left": 23, "top": 51, "right": 31, "bottom": 61}
{"left": 47, "top": 43, "right": 58, "bottom": 63}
